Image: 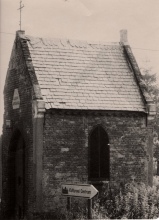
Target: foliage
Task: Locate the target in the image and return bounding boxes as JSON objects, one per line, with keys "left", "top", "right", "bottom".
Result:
{"left": 153, "top": 175, "right": 159, "bottom": 189}
{"left": 141, "top": 67, "right": 159, "bottom": 103}
{"left": 141, "top": 67, "right": 159, "bottom": 176}
{"left": 52, "top": 182, "right": 159, "bottom": 219}
{"left": 52, "top": 202, "right": 88, "bottom": 220}
{"left": 93, "top": 182, "right": 159, "bottom": 219}
{"left": 141, "top": 67, "right": 159, "bottom": 132}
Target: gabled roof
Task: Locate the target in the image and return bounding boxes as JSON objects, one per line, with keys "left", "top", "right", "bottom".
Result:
{"left": 24, "top": 34, "right": 146, "bottom": 111}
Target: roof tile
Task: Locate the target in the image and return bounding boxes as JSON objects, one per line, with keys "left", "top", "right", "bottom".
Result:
{"left": 26, "top": 35, "right": 145, "bottom": 112}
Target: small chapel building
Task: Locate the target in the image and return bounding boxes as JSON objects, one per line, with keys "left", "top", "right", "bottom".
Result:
{"left": 1, "top": 30, "right": 155, "bottom": 219}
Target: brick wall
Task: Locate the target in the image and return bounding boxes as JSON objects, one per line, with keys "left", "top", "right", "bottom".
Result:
{"left": 2, "top": 34, "right": 35, "bottom": 219}
{"left": 42, "top": 109, "right": 149, "bottom": 212}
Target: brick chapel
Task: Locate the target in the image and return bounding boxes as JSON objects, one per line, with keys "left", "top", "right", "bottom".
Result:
{"left": 1, "top": 30, "right": 156, "bottom": 219}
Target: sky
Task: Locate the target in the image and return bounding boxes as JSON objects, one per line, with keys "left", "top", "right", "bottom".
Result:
{"left": 0, "top": 0, "right": 159, "bottom": 134}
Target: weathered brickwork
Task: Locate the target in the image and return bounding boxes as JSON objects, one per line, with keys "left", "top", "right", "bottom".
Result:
{"left": 42, "top": 110, "right": 150, "bottom": 212}
{"left": 2, "top": 34, "right": 36, "bottom": 219}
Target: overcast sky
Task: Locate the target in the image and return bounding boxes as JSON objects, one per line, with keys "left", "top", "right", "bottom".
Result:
{"left": 0, "top": 0, "right": 159, "bottom": 134}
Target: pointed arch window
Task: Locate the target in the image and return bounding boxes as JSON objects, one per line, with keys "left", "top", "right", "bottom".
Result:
{"left": 89, "top": 126, "right": 110, "bottom": 180}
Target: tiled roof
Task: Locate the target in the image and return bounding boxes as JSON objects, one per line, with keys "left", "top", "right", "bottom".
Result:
{"left": 26, "top": 35, "right": 145, "bottom": 111}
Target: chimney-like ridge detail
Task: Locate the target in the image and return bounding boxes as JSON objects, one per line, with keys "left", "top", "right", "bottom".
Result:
{"left": 16, "top": 30, "right": 25, "bottom": 38}
{"left": 120, "top": 29, "right": 128, "bottom": 44}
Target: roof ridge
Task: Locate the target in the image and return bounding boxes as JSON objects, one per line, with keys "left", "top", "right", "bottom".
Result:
{"left": 25, "top": 35, "right": 120, "bottom": 48}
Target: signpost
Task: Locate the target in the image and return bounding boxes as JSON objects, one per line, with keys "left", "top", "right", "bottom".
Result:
{"left": 61, "top": 183, "right": 98, "bottom": 219}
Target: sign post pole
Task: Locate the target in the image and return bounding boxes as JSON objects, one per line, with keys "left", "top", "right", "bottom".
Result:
{"left": 88, "top": 199, "right": 92, "bottom": 219}
{"left": 61, "top": 183, "right": 98, "bottom": 218}
{"left": 67, "top": 197, "right": 71, "bottom": 211}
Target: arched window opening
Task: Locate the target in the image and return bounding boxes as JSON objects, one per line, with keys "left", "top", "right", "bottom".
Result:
{"left": 89, "top": 126, "right": 110, "bottom": 180}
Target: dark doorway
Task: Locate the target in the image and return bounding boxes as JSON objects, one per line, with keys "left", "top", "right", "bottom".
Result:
{"left": 89, "top": 126, "right": 110, "bottom": 180}
{"left": 8, "top": 130, "right": 25, "bottom": 219}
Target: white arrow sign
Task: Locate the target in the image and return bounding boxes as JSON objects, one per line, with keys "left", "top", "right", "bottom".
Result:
{"left": 61, "top": 183, "right": 98, "bottom": 199}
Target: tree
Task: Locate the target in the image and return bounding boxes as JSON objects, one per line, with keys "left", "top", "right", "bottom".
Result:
{"left": 140, "top": 67, "right": 159, "bottom": 103}
{"left": 141, "top": 67, "right": 159, "bottom": 176}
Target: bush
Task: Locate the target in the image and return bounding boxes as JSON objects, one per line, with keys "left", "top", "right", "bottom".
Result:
{"left": 53, "top": 181, "right": 159, "bottom": 219}
{"left": 52, "top": 201, "right": 88, "bottom": 220}
{"left": 153, "top": 175, "right": 159, "bottom": 189}
{"left": 93, "top": 182, "right": 159, "bottom": 219}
